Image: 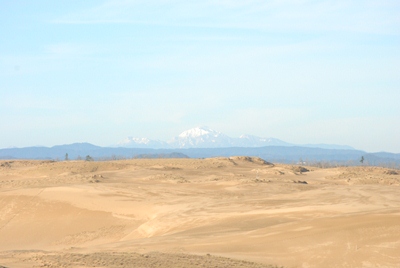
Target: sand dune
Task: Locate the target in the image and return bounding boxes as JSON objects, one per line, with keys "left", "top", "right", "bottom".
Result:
{"left": 1, "top": 158, "right": 399, "bottom": 267}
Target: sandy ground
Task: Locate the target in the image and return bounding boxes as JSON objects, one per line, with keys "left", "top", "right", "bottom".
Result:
{"left": 0, "top": 157, "right": 399, "bottom": 268}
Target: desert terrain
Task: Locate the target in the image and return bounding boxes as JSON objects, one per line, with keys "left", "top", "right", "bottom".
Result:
{"left": 0, "top": 157, "right": 399, "bottom": 268}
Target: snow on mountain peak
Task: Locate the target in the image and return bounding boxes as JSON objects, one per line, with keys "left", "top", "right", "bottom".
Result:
{"left": 178, "top": 126, "right": 218, "bottom": 138}
{"left": 120, "top": 137, "right": 150, "bottom": 145}
{"left": 172, "top": 126, "right": 233, "bottom": 148}
{"left": 239, "top": 134, "right": 258, "bottom": 139}
{"left": 116, "top": 137, "right": 167, "bottom": 148}
{"left": 117, "top": 126, "right": 351, "bottom": 150}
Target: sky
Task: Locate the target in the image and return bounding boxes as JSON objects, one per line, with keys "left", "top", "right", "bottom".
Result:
{"left": 1, "top": 0, "right": 399, "bottom": 153}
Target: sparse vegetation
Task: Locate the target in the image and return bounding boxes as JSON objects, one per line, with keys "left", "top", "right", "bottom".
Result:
{"left": 301, "top": 160, "right": 400, "bottom": 170}
{"left": 292, "top": 166, "right": 309, "bottom": 174}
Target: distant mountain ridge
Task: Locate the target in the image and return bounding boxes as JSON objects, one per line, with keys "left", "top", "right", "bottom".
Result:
{"left": 1, "top": 142, "right": 399, "bottom": 167}
{"left": 117, "top": 126, "right": 354, "bottom": 150}
{"left": 4, "top": 127, "right": 398, "bottom": 166}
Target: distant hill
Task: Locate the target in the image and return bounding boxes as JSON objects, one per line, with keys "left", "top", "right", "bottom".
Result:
{"left": 0, "top": 143, "right": 187, "bottom": 160}
{"left": 1, "top": 143, "right": 399, "bottom": 168}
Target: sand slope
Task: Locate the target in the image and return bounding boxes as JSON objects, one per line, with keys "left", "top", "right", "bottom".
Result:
{"left": 1, "top": 158, "right": 399, "bottom": 267}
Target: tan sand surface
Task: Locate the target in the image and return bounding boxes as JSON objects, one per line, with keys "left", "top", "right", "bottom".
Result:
{"left": 0, "top": 158, "right": 399, "bottom": 267}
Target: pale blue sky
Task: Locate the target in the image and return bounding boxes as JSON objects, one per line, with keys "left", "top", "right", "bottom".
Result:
{"left": 1, "top": 0, "right": 399, "bottom": 152}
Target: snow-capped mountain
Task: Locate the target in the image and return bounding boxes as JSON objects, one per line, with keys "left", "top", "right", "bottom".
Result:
{"left": 168, "top": 127, "right": 292, "bottom": 148}
{"left": 117, "top": 126, "right": 354, "bottom": 150}
{"left": 116, "top": 137, "right": 167, "bottom": 148}
{"left": 168, "top": 127, "right": 233, "bottom": 148}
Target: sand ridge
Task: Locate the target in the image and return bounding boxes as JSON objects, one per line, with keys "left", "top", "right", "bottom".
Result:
{"left": 1, "top": 158, "right": 399, "bottom": 267}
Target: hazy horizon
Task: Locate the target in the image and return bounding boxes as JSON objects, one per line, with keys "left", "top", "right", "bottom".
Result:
{"left": 1, "top": 1, "right": 399, "bottom": 153}
{"left": 0, "top": 124, "right": 396, "bottom": 154}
